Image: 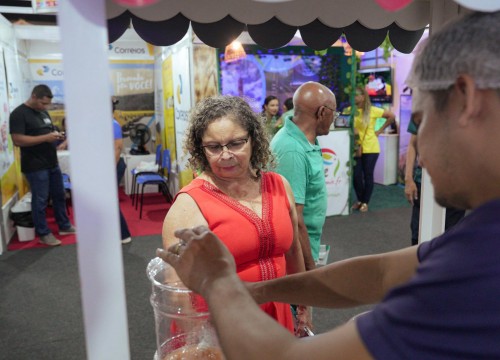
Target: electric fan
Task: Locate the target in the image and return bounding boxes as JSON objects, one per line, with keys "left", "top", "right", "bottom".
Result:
{"left": 129, "top": 123, "right": 151, "bottom": 155}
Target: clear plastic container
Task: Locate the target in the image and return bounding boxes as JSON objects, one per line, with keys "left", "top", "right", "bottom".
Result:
{"left": 147, "top": 257, "right": 224, "bottom": 360}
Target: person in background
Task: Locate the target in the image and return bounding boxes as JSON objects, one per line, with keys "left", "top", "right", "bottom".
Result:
{"left": 271, "top": 82, "right": 337, "bottom": 270}
{"left": 158, "top": 11, "right": 500, "bottom": 359}
{"left": 162, "top": 95, "right": 309, "bottom": 335}
{"left": 405, "top": 111, "right": 465, "bottom": 246}
{"left": 9, "top": 84, "right": 76, "bottom": 246}
{"left": 350, "top": 86, "right": 395, "bottom": 212}
{"left": 261, "top": 95, "right": 280, "bottom": 137}
{"left": 275, "top": 97, "right": 294, "bottom": 130}
{"left": 112, "top": 98, "right": 132, "bottom": 244}
{"left": 55, "top": 117, "right": 68, "bottom": 150}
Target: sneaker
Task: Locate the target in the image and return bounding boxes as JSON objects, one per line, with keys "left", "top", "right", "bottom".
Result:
{"left": 59, "top": 225, "right": 76, "bottom": 235}
{"left": 39, "top": 233, "right": 62, "bottom": 246}
{"left": 121, "top": 237, "right": 132, "bottom": 244}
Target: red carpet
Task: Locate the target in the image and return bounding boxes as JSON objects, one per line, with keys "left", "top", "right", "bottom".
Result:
{"left": 7, "top": 187, "right": 172, "bottom": 251}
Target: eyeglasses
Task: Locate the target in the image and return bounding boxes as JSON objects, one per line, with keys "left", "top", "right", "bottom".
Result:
{"left": 202, "top": 138, "right": 249, "bottom": 157}
{"left": 321, "top": 105, "right": 340, "bottom": 121}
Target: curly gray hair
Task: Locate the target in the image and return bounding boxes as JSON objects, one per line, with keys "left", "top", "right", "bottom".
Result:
{"left": 183, "top": 95, "right": 274, "bottom": 178}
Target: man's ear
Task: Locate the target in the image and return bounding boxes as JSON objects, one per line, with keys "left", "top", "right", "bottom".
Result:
{"left": 455, "top": 74, "right": 482, "bottom": 127}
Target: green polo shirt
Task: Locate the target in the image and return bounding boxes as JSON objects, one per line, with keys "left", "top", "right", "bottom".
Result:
{"left": 271, "top": 117, "right": 327, "bottom": 261}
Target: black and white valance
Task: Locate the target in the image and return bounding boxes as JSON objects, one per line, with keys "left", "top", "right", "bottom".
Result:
{"left": 106, "top": 0, "right": 429, "bottom": 53}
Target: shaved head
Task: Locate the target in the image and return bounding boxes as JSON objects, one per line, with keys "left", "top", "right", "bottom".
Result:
{"left": 291, "top": 82, "right": 337, "bottom": 141}
{"left": 293, "top": 82, "right": 336, "bottom": 116}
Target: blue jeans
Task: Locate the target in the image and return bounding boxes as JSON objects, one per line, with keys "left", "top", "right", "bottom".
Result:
{"left": 24, "top": 166, "right": 71, "bottom": 236}
{"left": 353, "top": 153, "right": 379, "bottom": 204}
{"left": 117, "top": 158, "right": 130, "bottom": 240}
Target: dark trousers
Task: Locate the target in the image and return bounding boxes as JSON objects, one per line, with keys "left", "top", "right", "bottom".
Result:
{"left": 353, "top": 153, "right": 379, "bottom": 204}
{"left": 117, "top": 158, "right": 131, "bottom": 240}
{"left": 25, "top": 166, "right": 71, "bottom": 236}
{"left": 410, "top": 181, "right": 466, "bottom": 245}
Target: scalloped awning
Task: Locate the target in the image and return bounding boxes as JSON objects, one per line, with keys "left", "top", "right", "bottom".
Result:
{"left": 106, "top": 0, "right": 431, "bottom": 53}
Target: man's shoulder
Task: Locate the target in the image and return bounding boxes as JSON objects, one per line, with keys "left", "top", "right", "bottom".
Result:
{"left": 272, "top": 132, "right": 304, "bottom": 154}
{"left": 10, "top": 103, "right": 29, "bottom": 117}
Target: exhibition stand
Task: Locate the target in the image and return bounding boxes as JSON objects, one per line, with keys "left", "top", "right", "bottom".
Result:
{"left": 374, "top": 134, "right": 399, "bottom": 185}
{"left": 317, "top": 129, "right": 351, "bottom": 216}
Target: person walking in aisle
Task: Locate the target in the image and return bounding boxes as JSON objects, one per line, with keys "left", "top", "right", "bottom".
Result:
{"left": 9, "top": 85, "right": 76, "bottom": 246}
{"left": 112, "top": 98, "right": 132, "bottom": 244}
{"left": 350, "top": 86, "right": 395, "bottom": 212}
{"left": 162, "top": 95, "right": 308, "bottom": 334}
{"left": 405, "top": 111, "right": 465, "bottom": 245}
{"left": 262, "top": 95, "right": 280, "bottom": 137}
{"left": 271, "top": 82, "right": 337, "bottom": 270}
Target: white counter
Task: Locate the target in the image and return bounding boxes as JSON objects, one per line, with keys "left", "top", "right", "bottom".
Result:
{"left": 374, "top": 134, "right": 399, "bottom": 185}
{"left": 317, "top": 129, "right": 351, "bottom": 216}
{"left": 57, "top": 150, "right": 71, "bottom": 175}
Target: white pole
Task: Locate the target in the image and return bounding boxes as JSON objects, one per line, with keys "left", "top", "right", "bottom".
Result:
{"left": 419, "top": 0, "right": 462, "bottom": 243}
{"left": 59, "top": 1, "right": 130, "bottom": 359}
{"left": 419, "top": 169, "right": 446, "bottom": 242}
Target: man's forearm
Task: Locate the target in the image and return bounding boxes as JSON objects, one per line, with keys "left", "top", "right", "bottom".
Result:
{"left": 11, "top": 133, "right": 51, "bottom": 147}
{"left": 206, "top": 275, "right": 298, "bottom": 360}
{"left": 252, "top": 247, "right": 419, "bottom": 309}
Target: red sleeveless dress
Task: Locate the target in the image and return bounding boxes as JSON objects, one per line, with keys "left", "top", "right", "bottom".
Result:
{"left": 177, "top": 172, "right": 295, "bottom": 332}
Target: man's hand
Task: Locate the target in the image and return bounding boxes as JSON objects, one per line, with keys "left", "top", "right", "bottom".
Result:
{"left": 405, "top": 179, "right": 418, "bottom": 205}
{"left": 48, "top": 131, "right": 65, "bottom": 143}
{"left": 156, "top": 226, "right": 237, "bottom": 297}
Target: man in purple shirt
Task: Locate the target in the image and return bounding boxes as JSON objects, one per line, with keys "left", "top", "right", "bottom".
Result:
{"left": 157, "top": 11, "right": 500, "bottom": 360}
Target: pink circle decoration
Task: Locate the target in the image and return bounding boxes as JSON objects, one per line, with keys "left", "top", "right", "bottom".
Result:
{"left": 375, "top": 0, "right": 413, "bottom": 12}
{"left": 112, "top": 0, "right": 160, "bottom": 7}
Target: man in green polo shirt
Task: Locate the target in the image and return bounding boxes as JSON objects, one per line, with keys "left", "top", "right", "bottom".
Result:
{"left": 271, "top": 82, "right": 337, "bottom": 270}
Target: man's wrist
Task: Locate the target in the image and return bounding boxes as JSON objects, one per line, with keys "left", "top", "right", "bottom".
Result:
{"left": 204, "top": 273, "right": 244, "bottom": 303}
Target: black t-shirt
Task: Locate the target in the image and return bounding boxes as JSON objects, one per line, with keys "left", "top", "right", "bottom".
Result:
{"left": 9, "top": 103, "right": 58, "bottom": 173}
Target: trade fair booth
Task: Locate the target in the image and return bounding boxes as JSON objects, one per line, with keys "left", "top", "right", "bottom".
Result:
{"left": 0, "top": 0, "right": 494, "bottom": 358}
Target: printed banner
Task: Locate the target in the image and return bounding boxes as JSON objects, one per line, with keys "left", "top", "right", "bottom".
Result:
{"left": 109, "top": 61, "right": 155, "bottom": 150}
{"left": 29, "top": 59, "right": 65, "bottom": 106}
{"left": 193, "top": 45, "right": 218, "bottom": 104}
{"left": 172, "top": 46, "right": 193, "bottom": 188}
{"left": 0, "top": 50, "right": 13, "bottom": 179}
{"left": 318, "top": 130, "right": 351, "bottom": 216}
{"left": 162, "top": 55, "right": 176, "bottom": 162}
{"left": 32, "top": 0, "right": 58, "bottom": 13}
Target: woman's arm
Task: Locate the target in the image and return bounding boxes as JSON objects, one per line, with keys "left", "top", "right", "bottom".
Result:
{"left": 375, "top": 109, "right": 396, "bottom": 136}
{"left": 405, "top": 134, "right": 419, "bottom": 205}
{"left": 281, "top": 175, "right": 306, "bottom": 275}
{"left": 162, "top": 193, "right": 208, "bottom": 248}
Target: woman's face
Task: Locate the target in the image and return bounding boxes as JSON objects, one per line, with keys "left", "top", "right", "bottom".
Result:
{"left": 265, "top": 99, "right": 279, "bottom": 117}
{"left": 354, "top": 90, "right": 365, "bottom": 107}
{"left": 202, "top": 116, "right": 252, "bottom": 180}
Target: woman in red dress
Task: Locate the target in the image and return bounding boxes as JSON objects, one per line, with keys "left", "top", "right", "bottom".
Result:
{"left": 162, "top": 95, "right": 309, "bottom": 334}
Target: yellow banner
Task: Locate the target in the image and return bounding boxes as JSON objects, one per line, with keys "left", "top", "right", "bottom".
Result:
{"left": 162, "top": 56, "right": 176, "bottom": 163}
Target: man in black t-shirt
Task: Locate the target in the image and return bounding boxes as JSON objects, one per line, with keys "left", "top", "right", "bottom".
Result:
{"left": 9, "top": 85, "right": 76, "bottom": 246}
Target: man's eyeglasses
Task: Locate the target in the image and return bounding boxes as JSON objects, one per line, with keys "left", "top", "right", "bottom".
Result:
{"left": 321, "top": 105, "right": 340, "bottom": 121}
{"left": 202, "top": 138, "right": 249, "bottom": 157}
